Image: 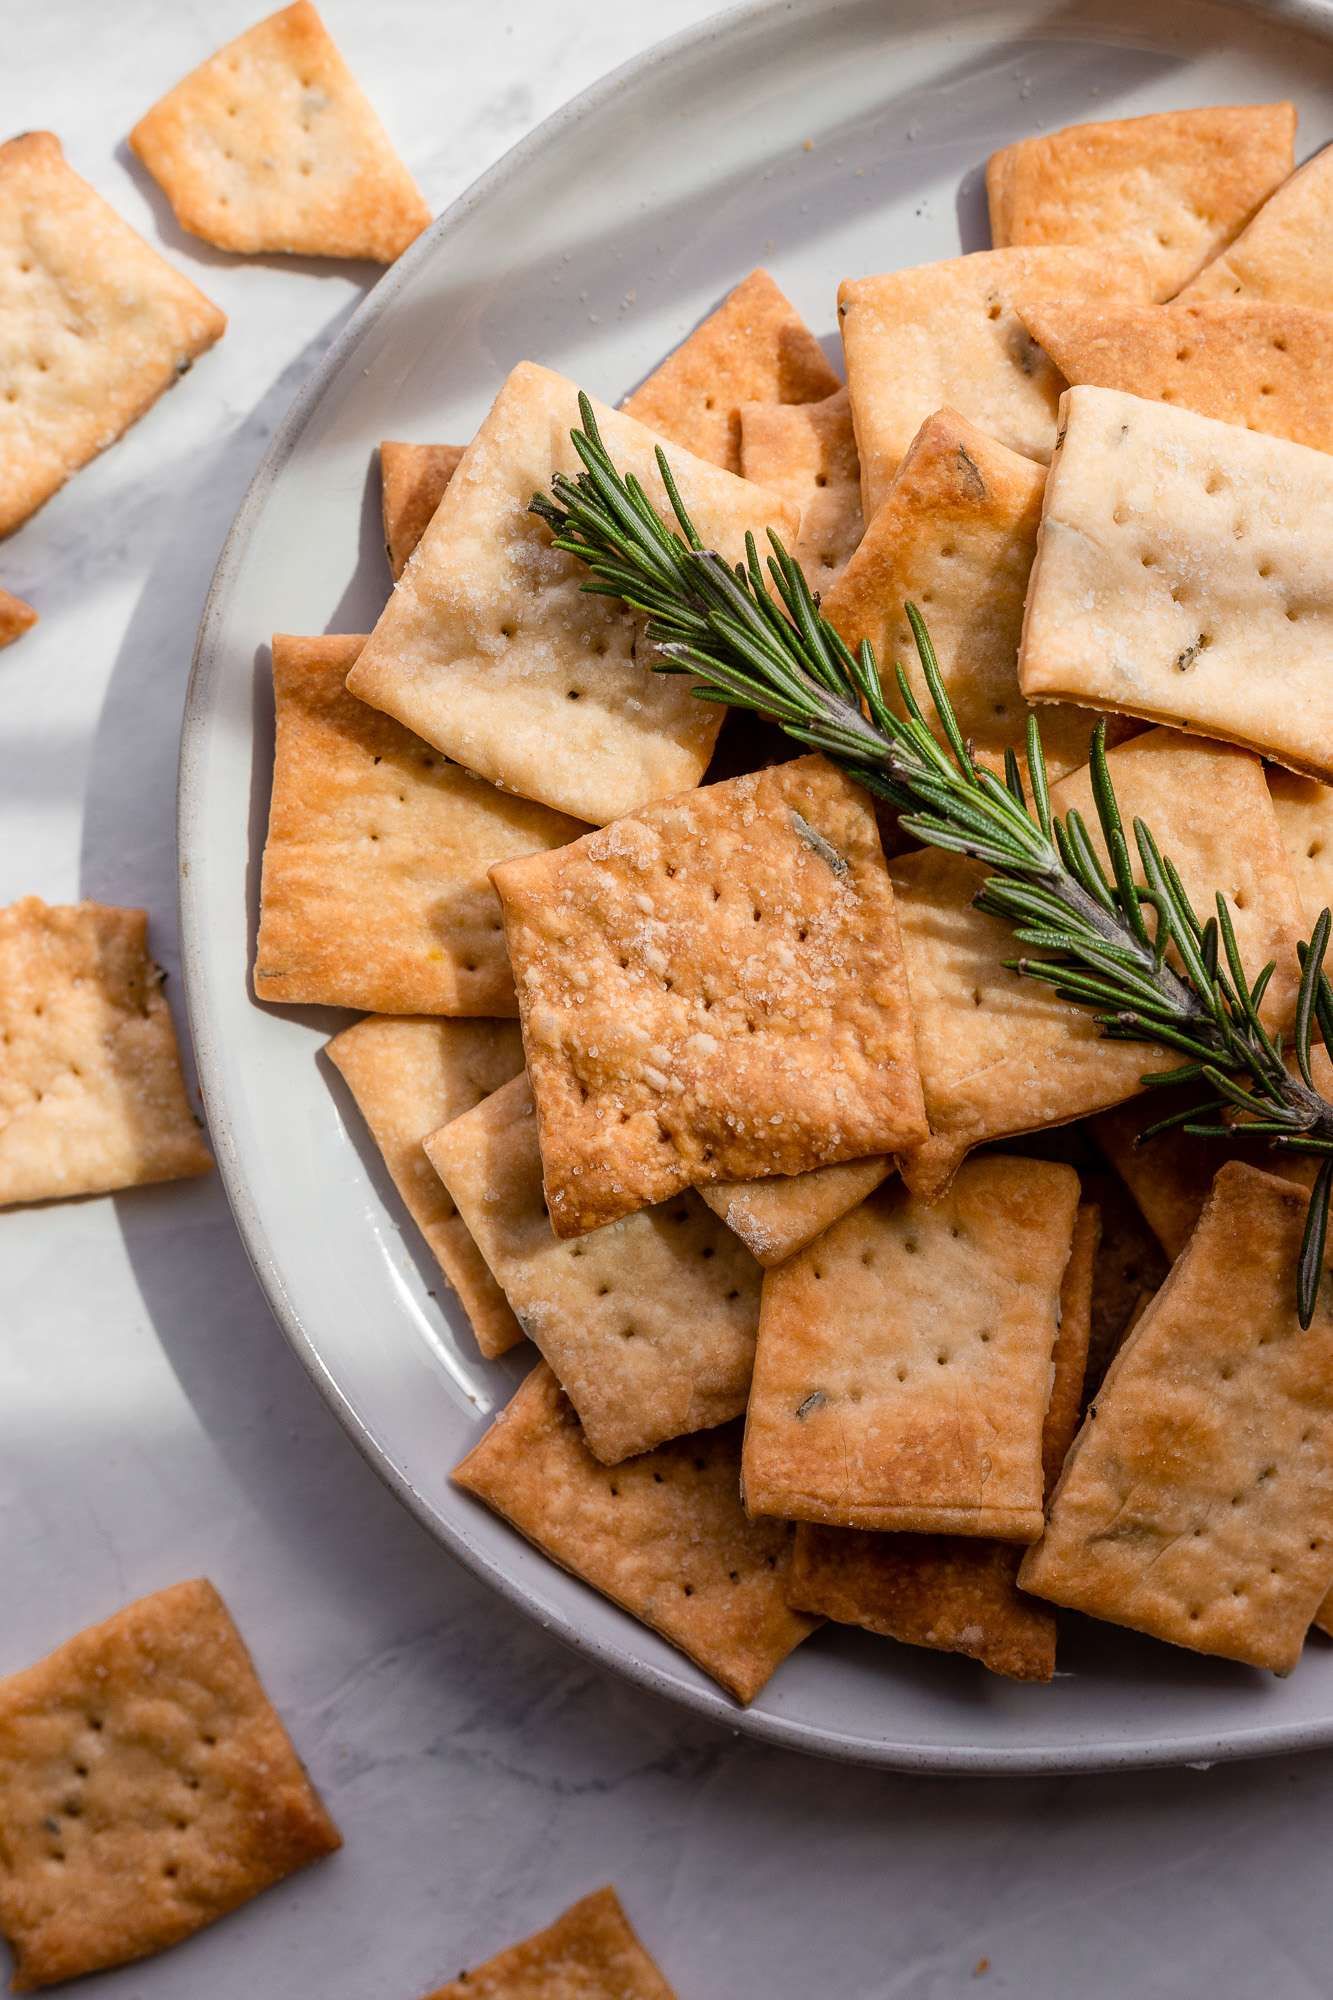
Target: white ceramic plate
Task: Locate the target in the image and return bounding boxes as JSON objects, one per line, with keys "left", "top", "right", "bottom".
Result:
{"left": 181, "top": 0, "right": 1333, "bottom": 1772}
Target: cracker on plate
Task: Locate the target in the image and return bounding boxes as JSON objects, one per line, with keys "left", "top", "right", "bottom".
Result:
{"left": 987, "top": 103, "right": 1296, "bottom": 300}
{"left": 698, "top": 1154, "right": 892, "bottom": 1268}
{"left": 453, "top": 1362, "right": 817, "bottom": 1702}
{"left": 0, "top": 132, "right": 224, "bottom": 537}
{"left": 1268, "top": 768, "right": 1333, "bottom": 926}
{"left": 381, "top": 441, "right": 464, "bottom": 580}
{"left": 0, "top": 897, "right": 212, "bottom": 1207}
{"left": 254, "top": 634, "right": 585, "bottom": 1014}
{"left": 1020, "top": 1163, "right": 1333, "bottom": 1671}
{"left": 0, "top": 1579, "right": 339, "bottom": 1990}
{"left": 424, "top": 1074, "right": 761, "bottom": 1462}
{"left": 1081, "top": 1166, "right": 1168, "bottom": 1397}
{"left": 738, "top": 387, "right": 863, "bottom": 585}
{"left": 622, "top": 267, "right": 840, "bottom": 474}
{"left": 325, "top": 1014, "right": 526, "bottom": 1358}
{"left": 1018, "top": 385, "right": 1333, "bottom": 781}
{"left": 491, "top": 754, "right": 926, "bottom": 1236}
{"left": 0, "top": 589, "right": 36, "bottom": 647}
{"left": 1180, "top": 143, "right": 1333, "bottom": 304}
{"left": 345, "top": 363, "right": 799, "bottom": 826}
{"left": 742, "top": 1156, "right": 1080, "bottom": 1537}
{"left": 421, "top": 1886, "right": 676, "bottom": 2000}
{"left": 129, "top": 1, "right": 431, "bottom": 261}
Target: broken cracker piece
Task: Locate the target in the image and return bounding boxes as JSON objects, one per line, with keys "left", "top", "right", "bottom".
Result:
{"left": 381, "top": 441, "right": 464, "bottom": 580}
{"left": 0, "top": 589, "right": 36, "bottom": 647}
{"left": 1180, "top": 142, "right": 1333, "bottom": 305}
{"left": 698, "top": 1154, "right": 892, "bottom": 1268}
{"left": 420, "top": 1886, "right": 676, "bottom": 2000}
{"left": 738, "top": 387, "right": 863, "bottom": 585}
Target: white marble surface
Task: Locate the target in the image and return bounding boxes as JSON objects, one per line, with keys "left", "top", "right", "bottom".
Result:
{"left": 5, "top": 2, "right": 1333, "bottom": 1994}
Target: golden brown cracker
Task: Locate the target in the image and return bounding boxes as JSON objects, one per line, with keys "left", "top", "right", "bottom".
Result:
{"left": 698, "top": 1154, "right": 892, "bottom": 1268}
{"left": 738, "top": 387, "right": 863, "bottom": 585}
{"left": 420, "top": 1886, "right": 676, "bottom": 2000}
{"left": 1268, "top": 768, "right": 1333, "bottom": 927}
{"left": 0, "top": 589, "right": 36, "bottom": 647}
{"left": 381, "top": 441, "right": 465, "bottom": 579}
{"left": 1181, "top": 142, "right": 1333, "bottom": 304}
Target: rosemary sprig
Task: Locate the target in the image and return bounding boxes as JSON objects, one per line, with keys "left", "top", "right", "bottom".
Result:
{"left": 530, "top": 393, "right": 1333, "bottom": 1324}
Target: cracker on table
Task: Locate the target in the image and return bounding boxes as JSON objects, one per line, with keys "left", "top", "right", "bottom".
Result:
{"left": 742, "top": 1156, "right": 1080, "bottom": 1536}
{"left": 0, "top": 132, "right": 224, "bottom": 537}
{"left": 421, "top": 1886, "right": 676, "bottom": 2000}
{"left": 987, "top": 103, "right": 1296, "bottom": 300}
{"left": 345, "top": 362, "right": 800, "bottom": 826}
{"left": 424, "top": 1074, "right": 761, "bottom": 1462}
{"left": 381, "top": 441, "right": 464, "bottom": 580}
{"left": 0, "top": 589, "right": 36, "bottom": 647}
{"left": 1018, "top": 385, "right": 1333, "bottom": 782}
{"left": 0, "top": 897, "right": 212, "bottom": 1207}
{"left": 623, "top": 267, "right": 840, "bottom": 474}
{"left": 491, "top": 754, "right": 926, "bottom": 1236}
{"left": 325, "top": 1014, "right": 525, "bottom": 1358}
{"left": 1268, "top": 768, "right": 1333, "bottom": 927}
{"left": 254, "top": 634, "right": 585, "bottom": 1014}
{"left": 698, "top": 1154, "right": 892, "bottom": 1268}
{"left": 738, "top": 387, "right": 863, "bottom": 585}
{"left": 892, "top": 729, "right": 1305, "bottom": 1199}
{"left": 1180, "top": 143, "right": 1333, "bottom": 305}
{"left": 129, "top": 1, "right": 430, "bottom": 261}
{"left": 1021, "top": 1162, "right": 1333, "bottom": 1671}
{"left": 0, "top": 1579, "right": 339, "bottom": 1990}
{"left": 453, "top": 1362, "right": 817, "bottom": 1703}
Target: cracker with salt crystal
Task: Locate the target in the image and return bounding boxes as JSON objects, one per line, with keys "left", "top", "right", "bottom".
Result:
{"left": 424, "top": 1074, "right": 761, "bottom": 1462}
{"left": 129, "top": 1, "right": 430, "bottom": 262}
{"left": 0, "top": 589, "right": 36, "bottom": 647}
{"left": 892, "top": 729, "right": 1304, "bottom": 1199}
{"left": 1268, "top": 769, "right": 1333, "bottom": 927}
{"left": 254, "top": 635, "right": 584, "bottom": 1014}
{"left": 491, "top": 755, "right": 926, "bottom": 1236}
{"left": 421, "top": 1886, "right": 676, "bottom": 2000}
{"left": 453, "top": 1362, "right": 816, "bottom": 1702}
{"left": 0, "top": 132, "right": 224, "bottom": 537}
{"left": 623, "top": 267, "right": 839, "bottom": 475}
{"left": 0, "top": 897, "right": 211, "bottom": 1207}
{"left": 987, "top": 104, "right": 1296, "bottom": 300}
{"left": 698, "top": 1154, "right": 892, "bottom": 1268}
{"left": 738, "top": 387, "right": 863, "bottom": 585}
{"left": 743, "top": 1156, "right": 1080, "bottom": 1537}
{"left": 381, "top": 441, "right": 464, "bottom": 580}
{"left": 326, "top": 1015, "right": 525, "bottom": 1359}
{"left": 346, "top": 363, "right": 799, "bottom": 826}
{"left": 1018, "top": 386, "right": 1333, "bottom": 781}
{"left": 0, "top": 1579, "right": 339, "bottom": 1990}
{"left": 1020, "top": 1162, "right": 1333, "bottom": 1671}
{"left": 1181, "top": 143, "right": 1333, "bottom": 305}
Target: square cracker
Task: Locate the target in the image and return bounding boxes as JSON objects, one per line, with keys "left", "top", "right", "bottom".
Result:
{"left": 1018, "top": 385, "right": 1333, "bottom": 782}
{"left": 421, "top": 1886, "right": 676, "bottom": 2000}
{"left": 1268, "top": 768, "right": 1333, "bottom": 927}
{"left": 345, "top": 362, "right": 800, "bottom": 826}
{"left": 738, "top": 387, "right": 863, "bottom": 586}
{"left": 622, "top": 267, "right": 840, "bottom": 474}
{"left": 452, "top": 1361, "right": 817, "bottom": 1703}
{"left": 0, "top": 132, "right": 224, "bottom": 537}
{"left": 0, "top": 898, "right": 211, "bottom": 1207}
{"left": 491, "top": 754, "right": 927, "bottom": 1236}
{"left": 987, "top": 103, "right": 1296, "bottom": 301}
{"left": 0, "top": 1579, "right": 339, "bottom": 1990}
{"left": 424, "top": 1073, "right": 762, "bottom": 1462}
{"left": 0, "top": 589, "right": 36, "bottom": 648}
{"left": 380, "top": 441, "right": 464, "bottom": 580}
{"left": 325, "top": 1014, "right": 525, "bottom": 1359}
{"left": 254, "top": 634, "right": 585, "bottom": 1014}
{"left": 837, "top": 247, "right": 1152, "bottom": 515}
{"left": 129, "top": 1, "right": 431, "bottom": 262}
{"left": 784, "top": 1203, "right": 1099, "bottom": 1681}
{"left": 892, "top": 729, "right": 1305, "bottom": 1199}
{"left": 698, "top": 1154, "right": 892, "bottom": 1268}
{"left": 742, "top": 1156, "right": 1081, "bottom": 1537}
{"left": 1180, "top": 143, "right": 1333, "bottom": 305}
{"left": 1020, "top": 1162, "right": 1333, "bottom": 1672}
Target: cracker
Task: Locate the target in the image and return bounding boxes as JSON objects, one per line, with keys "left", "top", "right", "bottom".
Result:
{"left": 698, "top": 1154, "right": 892, "bottom": 1268}
{"left": 1020, "top": 1162, "right": 1333, "bottom": 1671}
{"left": 0, "top": 897, "right": 212, "bottom": 1207}
{"left": 325, "top": 1014, "right": 525, "bottom": 1358}
{"left": 0, "top": 132, "right": 224, "bottom": 536}
{"left": 738, "top": 387, "right": 863, "bottom": 585}
{"left": 742, "top": 1156, "right": 1080, "bottom": 1536}
{"left": 1181, "top": 143, "right": 1333, "bottom": 305}
{"left": 381, "top": 441, "right": 464, "bottom": 580}
{"left": 623, "top": 267, "right": 840, "bottom": 474}
{"left": 0, "top": 1579, "right": 339, "bottom": 1989}
{"left": 987, "top": 104, "right": 1296, "bottom": 300}
{"left": 424, "top": 1074, "right": 761, "bottom": 1461}
{"left": 1084, "top": 1166, "right": 1169, "bottom": 1396}
{"left": 254, "top": 634, "right": 585, "bottom": 1014}
{"left": 1315, "top": 1588, "right": 1333, "bottom": 1641}
{"left": 1018, "top": 300, "right": 1333, "bottom": 455}
{"left": 0, "top": 589, "right": 36, "bottom": 647}
{"left": 345, "top": 362, "right": 800, "bottom": 826}
{"left": 491, "top": 754, "right": 926, "bottom": 1236}
{"left": 892, "top": 729, "right": 1305, "bottom": 1198}
{"left": 1268, "top": 768, "right": 1333, "bottom": 927}
{"left": 421, "top": 1886, "right": 676, "bottom": 2000}
{"left": 1018, "top": 385, "right": 1333, "bottom": 781}
{"left": 837, "top": 248, "right": 1152, "bottom": 514}
{"left": 129, "top": 1, "right": 430, "bottom": 261}
{"left": 452, "top": 1362, "right": 817, "bottom": 1702}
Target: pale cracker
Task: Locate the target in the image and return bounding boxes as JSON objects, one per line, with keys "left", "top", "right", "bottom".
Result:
{"left": 0, "top": 1579, "right": 339, "bottom": 1990}
{"left": 452, "top": 1361, "right": 817, "bottom": 1703}
{"left": 381, "top": 440, "right": 464, "bottom": 580}
{"left": 345, "top": 362, "right": 800, "bottom": 826}
{"left": 491, "top": 754, "right": 927, "bottom": 1236}
{"left": 325, "top": 1014, "right": 525, "bottom": 1359}
{"left": 421, "top": 1886, "right": 676, "bottom": 2000}
{"left": 698, "top": 1154, "right": 892, "bottom": 1268}
{"left": 738, "top": 387, "right": 863, "bottom": 585}
{"left": 987, "top": 103, "right": 1296, "bottom": 300}
{"left": 424, "top": 1074, "right": 761, "bottom": 1462}
{"left": 1018, "top": 385, "right": 1333, "bottom": 781}
{"left": 254, "top": 634, "right": 585, "bottom": 1014}
{"left": 129, "top": 1, "right": 431, "bottom": 261}
{"left": 1180, "top": 143, "right": 1333, "bottom": 305}
{"left": 0, "top": 132, "right": 224, "bottom": 536}
{"left": 1268, "top": 768, "right": 1333, "bottom": 927}
{"left": 0, "top": 589, "right": 36, "bottom": 647}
